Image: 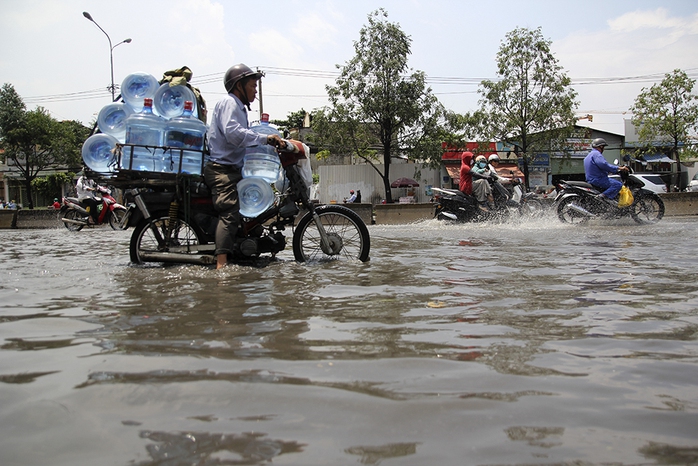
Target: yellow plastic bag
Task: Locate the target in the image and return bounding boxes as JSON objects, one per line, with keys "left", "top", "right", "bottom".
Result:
{"left": 618, "top": 186, "right": 634, "bottom": 207}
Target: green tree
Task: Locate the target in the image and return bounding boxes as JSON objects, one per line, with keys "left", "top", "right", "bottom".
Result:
{"left": 312, "top": 9, "right": 446, "bottom": 203}
{"left": 0, "top": 83, "right": 88, "bottom": 209}
{"left": 31, "top": 172, "right": 75, "bottom": 201}
{"left": 630, "top": 69, "right": 698, "bottom": 162}
{"left": 478, "top": 27, "right": 578, "bottom": 188}
{"left": 271, "top": 109, "right": 309, "bottom": 137}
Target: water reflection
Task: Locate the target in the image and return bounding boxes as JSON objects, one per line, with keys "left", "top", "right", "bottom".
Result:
{"left": 136, "top": 430, "right": 304, "bottom": 465}
{"left": 345, "top": 442, "right": 419, "bottom": 464}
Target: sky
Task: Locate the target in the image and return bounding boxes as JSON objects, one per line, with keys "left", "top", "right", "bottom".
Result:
{"left": 1, "top": 0, "right": 697, "bottom": 136}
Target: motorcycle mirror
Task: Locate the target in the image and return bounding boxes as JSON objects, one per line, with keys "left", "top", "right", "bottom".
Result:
{"left": 614, "top": 159, "right": 619, "bottom": 165}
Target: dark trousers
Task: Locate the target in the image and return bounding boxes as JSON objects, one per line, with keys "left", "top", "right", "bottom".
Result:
{"left": 204, "top": 162, "right": 242, "bottom": 257}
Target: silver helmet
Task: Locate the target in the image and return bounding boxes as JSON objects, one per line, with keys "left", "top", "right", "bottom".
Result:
{"left": 591, "top": 138, "right": 608, "bottom": 149}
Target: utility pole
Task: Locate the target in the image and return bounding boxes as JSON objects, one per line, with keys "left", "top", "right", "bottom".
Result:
{"left": 257, "top": 68, "right": 264, "bottom": 116}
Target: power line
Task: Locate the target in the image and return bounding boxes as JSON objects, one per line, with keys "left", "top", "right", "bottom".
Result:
{"left": 21, "top": 66, "right": 697, "bottom": 106}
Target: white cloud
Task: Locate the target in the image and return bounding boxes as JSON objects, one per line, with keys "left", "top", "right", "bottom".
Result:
{"left": 248, "top": 28, "right": 304, "bottom": 64}
{"left": 553, "top": 7, "right": 698, "bottom": 127}
{"left": 291, "top": 13, "right": 339, "bottom": 51}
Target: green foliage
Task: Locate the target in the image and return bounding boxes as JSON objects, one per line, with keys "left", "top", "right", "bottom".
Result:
{"left": 31, "top": 172, "right": 75, "bottom": 199}
{"left": 271, "top": 109, "right": 308, "bottom": 134}
{"left": 0, "top": 83, "right": 89, "bottom": 208}
{"left": 630, "top": 69, "right": 698, "bottom": 161}
{"left": 476, "top": 27, "right": 578, "bottom": 186}
{"left": 311, "top": 9, "right": 447, "bottom": 202}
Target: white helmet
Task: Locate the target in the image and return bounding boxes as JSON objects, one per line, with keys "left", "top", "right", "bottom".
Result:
{"left": 488, "top": 154, "right": 500, "bottom": 163}
{"left": 475, "top": 155, "right": 487, "bottom": 164}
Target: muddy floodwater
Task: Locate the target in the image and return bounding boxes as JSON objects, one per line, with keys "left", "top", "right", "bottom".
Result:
{"left": 1, "top": 215, "right": 697, "bottom": 465}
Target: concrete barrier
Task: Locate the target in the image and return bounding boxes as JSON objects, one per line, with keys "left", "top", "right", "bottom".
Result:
{"left": 14, "top": 209, "right": 62, "bottom": 229}
{"left": 374, "top": 203, "right": 435, "bottom": 224}
{"left": 659, "top": 192, "right": 698, "bottom": 217}
{"left": 332, "top": 203, "right": 373, "bottom": 225}
{"left": 0, "top": 210, "right": 17, "bottom": 228}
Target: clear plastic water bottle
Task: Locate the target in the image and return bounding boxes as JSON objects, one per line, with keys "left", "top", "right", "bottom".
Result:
{"left": 153, "top": 83, "right": 198, "bottom": 120}
{"left": 237, "top": 177, "right": 275, "bottom": 218}
{"left": 97, "top": 103, "right": 132, "bottom": 142}
{"left": 121, "top": 72, "right": 159, "bottom": 113}
{"left": 82, "top": 133, "right": 119, "bottom": 173}
{"left": 242, "top": 113, "right": 281, "bottom": 183}
{"left": 164, "top": 101, "right": 207, "bottom": 174}
{"left": 123, "top": 97, "right": 166, "bottom": 171}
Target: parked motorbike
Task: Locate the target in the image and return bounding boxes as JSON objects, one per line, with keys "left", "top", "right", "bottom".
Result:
{"left": 433, "top": 175, "right": 543, "bottom": 222}
{"left": 554, "top": 168, "right": 664, "bottom": 224}
{"left": 123, "top": 140, "right": 371, "bottom": 266}
{"left": 60, "top": 185, "right": 131, "bottom": 231}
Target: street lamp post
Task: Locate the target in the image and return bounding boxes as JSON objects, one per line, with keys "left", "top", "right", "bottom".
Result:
{"left": 82, "top": 11, "right": 131, "bottom": 102}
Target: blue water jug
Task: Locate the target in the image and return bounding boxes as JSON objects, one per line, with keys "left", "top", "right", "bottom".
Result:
{"left": 121, "top": 72, "right": 159, "bottom": 113}
{"left": 242, "top": 113, "right": 281, "bottom": 184}
{"left": 237, "top": 177, "right": 275, "bottom": 218}
{"left": 123, "top": 98, "right": 166, "bottom": 171}
{"left": 164, "top": 101, "right": 207, "bottom": 174}
{"left": 97, "top": 103, "right": 132, "bottom": 142}
{"left": 82, "top": 133, "right": 119, "bottom": 173}
{"left": 153, "top": 83, "right": 198, "bottom": 120}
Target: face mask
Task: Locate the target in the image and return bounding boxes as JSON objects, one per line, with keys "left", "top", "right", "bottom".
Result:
{"left": 477, "top": 162, "right": 487, "bottom": 168}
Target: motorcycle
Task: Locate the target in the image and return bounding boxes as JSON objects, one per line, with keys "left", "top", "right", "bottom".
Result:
{"left": 433, "top": 175, "right": 543, "bottom": 222}
{"left": 554, "top": 168, "right": 664, "bottom": 224}
{"left": 60, "top": 185, "right": 131, "bottom": 231}
{"left": 120, "top": 140, "right": 371, "bottom": 266}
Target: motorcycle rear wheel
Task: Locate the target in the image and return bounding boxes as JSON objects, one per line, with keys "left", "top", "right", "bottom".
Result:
{"left": 109, "top": 208, "right": 128, "bottom": 231}
{"left": 292, "top": 205, "right": 370, "bottom": 262}
{"left": 557, "top": 196, "right": 589, "bottom": 224}
{"left": 62, "top": 209, "right": 85, "bottom": 231}
{"left": 631, "top": 193, "right": 664, "bottom": 224}
{"left": 130, "top": 213, "right": 202, "bottom": 264}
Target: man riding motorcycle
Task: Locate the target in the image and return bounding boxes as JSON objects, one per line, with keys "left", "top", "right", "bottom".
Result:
{"left": 204, "top": 63, "right": 283, "bottom": 269}
{"left": 76, "top": 174, "right": 99, "bottom": 224}
{"left": 583, "top": 138, "right": 628, "bottom": 202}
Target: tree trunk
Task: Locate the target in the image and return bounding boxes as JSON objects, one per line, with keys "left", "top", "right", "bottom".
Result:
{"left": 383, "top": 173, "right": 393, "bottom": 203}
{"left": 24, "top": 178, "right": 35, "bottom": 209}
{"left": 522, "top": 154, "right": 531, "bottom": 191}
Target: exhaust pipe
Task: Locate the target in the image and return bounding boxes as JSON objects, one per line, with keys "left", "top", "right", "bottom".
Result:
{"left": 568, "top": 203, "right": 595, "bottom": 217}
{"left": 439, "top": 211, "right": 458, "bottom": 220}
{"left": 138, "top": 251, "right": 216, "bottom": 265}
{"left": 61, "top": 218, "right": 87, "bottom": 226}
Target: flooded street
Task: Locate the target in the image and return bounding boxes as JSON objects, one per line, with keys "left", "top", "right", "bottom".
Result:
{"left": 1, "top": 215, "right": 697, "bottom": 465}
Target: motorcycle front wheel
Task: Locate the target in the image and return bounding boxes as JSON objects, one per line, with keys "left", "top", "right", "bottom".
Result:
{"left": 130, "top": 213, "right": 203, "bottom": 264}
{"left": 520, "top": 199, "right": 544, "bottom": 217}
{"left": 631, "top": 193, "right": 664, "bottom": 224}
{"left": 62, "top": 209, "right": 85, "bottom": 231}
{"left": 109, "top": 208, "right": 128, "bottom": 230}
{"left": 292, "top": 205, "right": 370, "bottom": 262}
{"left": 557, "top": 195, "right": 589, "bottom": 224}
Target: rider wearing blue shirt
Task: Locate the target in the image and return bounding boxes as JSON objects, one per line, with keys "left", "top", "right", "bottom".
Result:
{"left": 204, "top": 63, "right": 282, "bottom": 269}
{"left": 583, "top": 138, "right": 627, "bottom": 200}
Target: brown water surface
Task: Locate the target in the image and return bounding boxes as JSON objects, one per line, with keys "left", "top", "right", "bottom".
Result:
{"left": 1, "top": 217, "right": 697, "bottom": 465}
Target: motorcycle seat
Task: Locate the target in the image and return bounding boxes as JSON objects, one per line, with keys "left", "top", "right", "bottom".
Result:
{"left": 438, "top": 188, "right": 466, "bottom": 197}
{"left": 565, "top": 181, "right": 596, "bottom": 190}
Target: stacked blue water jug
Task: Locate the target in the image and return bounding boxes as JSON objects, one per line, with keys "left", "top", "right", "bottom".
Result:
{"left": 81, "top": 72, "right": 207, "bottom": 175}
{"left": 238, "top": 113, "right": 282, "bottom": 217}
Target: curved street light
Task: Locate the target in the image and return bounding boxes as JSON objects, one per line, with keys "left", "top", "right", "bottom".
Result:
{"left": 82, "top": 11, "right": 132, "bottom": 102}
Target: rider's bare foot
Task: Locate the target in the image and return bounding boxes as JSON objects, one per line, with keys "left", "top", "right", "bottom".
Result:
{"left": 215, "top": 253, "right": 227, "bottom": 269}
